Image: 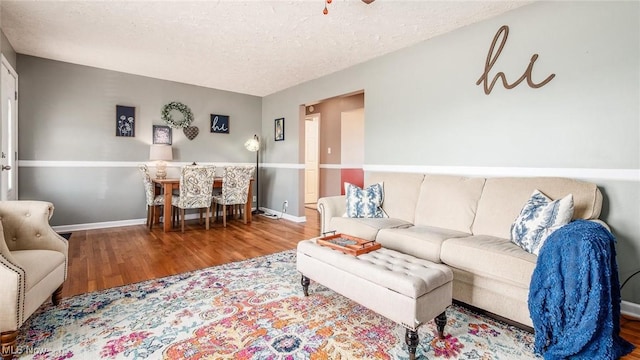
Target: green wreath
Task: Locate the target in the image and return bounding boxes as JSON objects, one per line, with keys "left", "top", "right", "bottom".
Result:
{"left": 161, "top": 101, "right": 194, "bottom": 129}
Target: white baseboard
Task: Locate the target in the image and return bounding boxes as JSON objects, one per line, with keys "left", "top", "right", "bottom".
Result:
{"left": 52, "top": 207, "right": 306, "bottom": 232}
{"left": 258, "top": 208, "right": 306, "bottom": 223}
{"left": 52, "top": 218, "right": 147, "bottom": 232}
{"left": 621, "top": 300, "right": 640, "bottom": 319}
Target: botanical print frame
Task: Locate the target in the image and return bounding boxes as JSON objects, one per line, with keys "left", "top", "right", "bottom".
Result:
{"left": 275, "top": 118, "right": 285, "bottom": 141}
{"left": 210, "top": 114, "right": 230, "bottom": 134}
{"left": 153, "top": 125, "right": 172, "bottom": 145}
{"left": 116, "top": 105, "right": 135, "bottom": 137}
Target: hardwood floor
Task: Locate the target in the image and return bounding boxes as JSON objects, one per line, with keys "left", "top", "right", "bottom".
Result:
{"left": 62, "top": 208, "right": 640, "bottom": 358}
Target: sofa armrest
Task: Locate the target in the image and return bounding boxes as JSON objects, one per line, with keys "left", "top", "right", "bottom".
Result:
{"left": 317, "top": 195, "right": 346, "bottom": 235}
{"left": 589, "top": 219, "right": 611, "bottom": 232}
{"left": 0, "top": 201, "right": 68, "bottom": 259}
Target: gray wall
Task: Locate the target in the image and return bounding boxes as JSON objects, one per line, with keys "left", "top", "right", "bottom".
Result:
{"left": 17, "top": 55, "right": 262, "bottom": 225}
{"left": 262, "top": 2, "right": 640, "bottom": 302}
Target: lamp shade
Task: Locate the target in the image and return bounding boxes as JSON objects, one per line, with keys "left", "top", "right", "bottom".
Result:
{"left": 244, "top": 136, "right": 259, "bottom": 152}
{"left": 149, "top": 145, "right": 173, "bottom": 161}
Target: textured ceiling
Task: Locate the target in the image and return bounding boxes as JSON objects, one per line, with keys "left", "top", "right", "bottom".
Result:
{"left": 1, "top": 1, "right": 532, "bottom": 97}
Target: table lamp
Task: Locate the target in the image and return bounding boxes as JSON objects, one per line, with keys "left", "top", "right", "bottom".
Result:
{"left": 149, "top": 145, "right": 173, "bottom": 179}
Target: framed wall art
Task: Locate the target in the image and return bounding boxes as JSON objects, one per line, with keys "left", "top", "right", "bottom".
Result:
{"left": 210, "top": 114, "right": 230, "bottom": 134}
{"left": 275, "top": 117, "right": 285, "bottom": 141}
{"left": 116, "top": 105, "right": 135, "bottom": 137}
{"left": 153, "top": 125, "right": 172, "bottom": 145}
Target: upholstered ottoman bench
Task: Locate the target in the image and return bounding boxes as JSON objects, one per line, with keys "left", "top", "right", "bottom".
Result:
{"left": 296, "top": 238, "right": 453, "bottom": 360}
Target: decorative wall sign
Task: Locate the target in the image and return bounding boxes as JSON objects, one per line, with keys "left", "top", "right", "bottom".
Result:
{"left": 115, "top": 105, "right": 135, "bottom": 137}
{"left": 161, "top": 101, "right": 193, "bottom": 128}
{"left": 183, "top": 126, "right": 199, "bottom": 140}
{"left": 275, "top": 118, "right": 285, "bottom": 141}
{"left": 210, "top": 114, "right": 230, "bottom": 133}
{"left": 153, "top": 125, "right": 172, "bottom": 145}
{"left": 476, "top": 25, "right": 556, "bottom": 95}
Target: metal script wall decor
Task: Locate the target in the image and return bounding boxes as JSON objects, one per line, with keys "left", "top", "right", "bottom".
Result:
{"left": 476, "top": 25, "right": 555, "bottom": 95}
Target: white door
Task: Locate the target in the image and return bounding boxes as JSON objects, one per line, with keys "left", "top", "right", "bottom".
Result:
{"left": 304, "top": 115, "right": 320, "bottom": 204}
{"left": 1, "top": 56, "right": 18, "bottom": 200}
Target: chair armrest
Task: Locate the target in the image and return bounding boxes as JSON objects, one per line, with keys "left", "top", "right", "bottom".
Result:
{"left": 0, "top": 201, "right": 68, "bottom": 258}
{"left": 0, "top": 263, "right": 22, "bottom": 331}
{"left": 317, "top": 195, "right": 346, "bottom": 235}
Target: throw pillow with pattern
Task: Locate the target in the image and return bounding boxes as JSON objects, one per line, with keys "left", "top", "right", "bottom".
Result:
{"left": 344, "top": 182, "right": 385, "bottom": 218}
{"left": 511, "top": 189, "right": 574, "bottom": 255}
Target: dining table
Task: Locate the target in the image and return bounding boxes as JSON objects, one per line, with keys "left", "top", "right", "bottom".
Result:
{"left": 152, "top": 177, "right": 253, "bottom": 232}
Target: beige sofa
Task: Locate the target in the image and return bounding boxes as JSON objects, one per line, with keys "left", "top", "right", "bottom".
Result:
{"left": 317, "top": 172, "right": 605, "bottom": 327}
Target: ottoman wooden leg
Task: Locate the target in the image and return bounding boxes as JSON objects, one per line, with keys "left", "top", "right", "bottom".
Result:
{"left": 301, "top": 275, "right": 310, "bottom": 296}
{"left": 405, "top": 329, "right": 419, "bottom": 360}
{"left": 435, "top": 311, "right": 447, "bottom": 339}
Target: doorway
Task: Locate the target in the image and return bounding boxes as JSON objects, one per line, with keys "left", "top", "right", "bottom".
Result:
{"left": 304, "top": 114, "right": 320, "bottom": 208}
{"left": 1, "top": 55, "right": 18, "bottom": 201}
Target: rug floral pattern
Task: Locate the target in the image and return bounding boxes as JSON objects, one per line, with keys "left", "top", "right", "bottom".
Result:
{"left": 17, "top": 251, "right": 539, "bottom": 359}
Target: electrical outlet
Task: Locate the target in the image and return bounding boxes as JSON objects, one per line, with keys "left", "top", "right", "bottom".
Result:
{"left": 253, "top": 196, "right": 257, "bottom": 202}
{"left": 284, "top": 200, "right": 288, "bottom": 208}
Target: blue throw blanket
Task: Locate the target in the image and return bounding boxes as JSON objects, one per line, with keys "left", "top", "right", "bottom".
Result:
{"left": 529, "top": 220, "right": 634, "bottom": 359}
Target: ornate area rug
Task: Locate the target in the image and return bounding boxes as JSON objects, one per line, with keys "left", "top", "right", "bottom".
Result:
{"left": 18, "top": 250, "right": 539, "bottom": 359}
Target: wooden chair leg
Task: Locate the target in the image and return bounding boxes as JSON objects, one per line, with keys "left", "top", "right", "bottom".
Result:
{"left": 205, "top": 207, "right": 210, "bottom": 230}
{"left": 223, "top": 204, "right": 227, "bottom": 227}
{"left": 242, "top": 204, "right": 247, "bottom": 224}
{"left": 180, "top": 209, "right": 185, "bottom": 233}
{"left": 52, "top": 284, "right": 63, "bottom": 305}
{"left": 148, "top": 205, "right": 153, "bottom": 230}
{"left": 173, "top": 206, "right": 178, "bottom": 228}
{"left": 1, "top": 330, "right": 18, "bottom": 360}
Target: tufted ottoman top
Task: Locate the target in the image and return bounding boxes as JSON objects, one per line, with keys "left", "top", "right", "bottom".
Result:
{"left": 297, "top": 239, "right": 453, "bottom": 299}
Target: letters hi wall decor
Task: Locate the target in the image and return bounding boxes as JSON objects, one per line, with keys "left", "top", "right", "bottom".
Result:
{"left": 476, "top": 25, "right": 556, "bottom": 95}
{"left": 211, "top": 114, "right": 230, "bottom": 134}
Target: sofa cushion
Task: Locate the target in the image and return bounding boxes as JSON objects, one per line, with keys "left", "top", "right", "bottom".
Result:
{"left": 472, "top": 177, "right": 602, "bottom": 239}
{"left": 440, "top": 235, "right": 537, "bottom": 287}
{"left": 328, "top": 217, "right": 412, "bottom": 241}
{"left": 511, "top": 190, "right": 574, "bottom": 255}
{"left": 376, "top": 226, "right": 471, "bottom": 263}
{"left": 365, "top": 172, "right": 425, "bottom": 223}
{"left": 414, "top": 174, "right": 486, "bottom": 233}
{"left": 344, "top": 182, "right": 385, "bottom": 218}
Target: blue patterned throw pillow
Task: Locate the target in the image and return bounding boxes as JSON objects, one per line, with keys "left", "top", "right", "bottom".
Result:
{"left": 511, "top": 189, "right": 574, "bottom": 255}
{"left": 345, "top": 182, "right": 385, "bottom": 218}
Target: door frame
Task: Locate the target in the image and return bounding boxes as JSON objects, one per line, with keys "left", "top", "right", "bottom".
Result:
{"left": 1, "top": 54, "right": 19, "bottom": 200}
{"left": 304, "top": 114, "right": 320, "bottom": 204}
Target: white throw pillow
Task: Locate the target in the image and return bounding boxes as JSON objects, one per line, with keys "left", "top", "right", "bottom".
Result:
{"left": 344, "top": 182, "right": 385, "bottom": 218}
{"left": 510, "top": 189, "right": 574, "bottom": 255}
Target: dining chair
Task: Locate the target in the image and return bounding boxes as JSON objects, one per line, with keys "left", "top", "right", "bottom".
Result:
{"left": 138, "top": 164, "right": 165, "bottom": 230}
{"left": 212, "top": 165, "right": 255, "bottom": 227}
{"left": 172, "top": 165, "right": 216, "bottom": 232}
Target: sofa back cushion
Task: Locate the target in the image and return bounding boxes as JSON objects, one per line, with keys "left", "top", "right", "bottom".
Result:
{"left": 472, "top": 177, "right": 603, "bottom": 238}
{"left": 414, "top": 175, "right": 486, "bottom": 233}
{"left": 365, "top": 172, "right": 425, "bottom": 223}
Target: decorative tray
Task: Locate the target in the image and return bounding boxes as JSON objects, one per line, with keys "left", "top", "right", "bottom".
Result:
{"left": 317, "top": 233, "right": 381, "bottom": 256}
